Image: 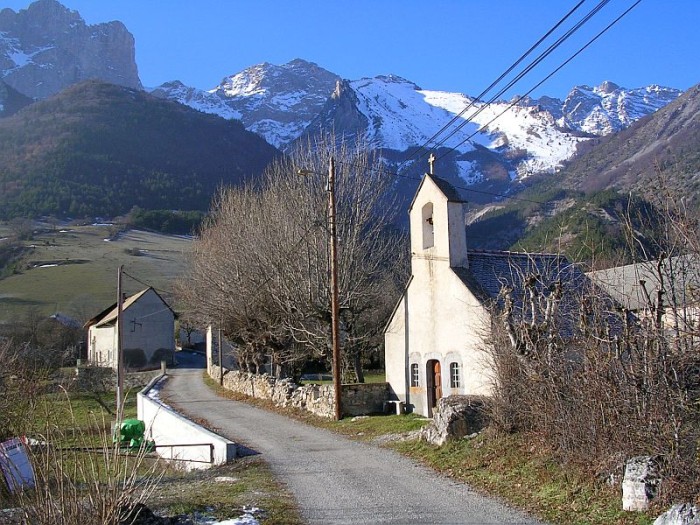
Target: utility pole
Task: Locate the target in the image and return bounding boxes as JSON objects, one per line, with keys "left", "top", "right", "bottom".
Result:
{"left": 116, "top": 265, "right": 125, "bottom": 424}
{"left": 218, "top": 320, "right": 223, "bottom": 386}
{"left": 297, "top": 157, "right": 343, "bottom": 420}
{"left": 328, "top": 156, "right": 342, "bottom": 421}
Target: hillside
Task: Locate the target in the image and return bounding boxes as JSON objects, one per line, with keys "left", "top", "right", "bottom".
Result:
{"left": 557, "top": 83, "right": 700, "bottom": 200}
{"left": 0, "top": 224, "right": 189, "bottom": 320}
{"left": 465, "top": 84, "right": 700, "bottom": 263}
{"left": 465, "top": 186, "right": 661, "bottom": 265}
{"left": 0, "top": 80, "right": 279, "bottom": 219}
{"left": 0, "top": 79, "right": 32, "bottom": 116}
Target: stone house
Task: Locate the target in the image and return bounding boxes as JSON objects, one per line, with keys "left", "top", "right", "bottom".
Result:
{"left": 85, "top": 287, "right": 175, "bottom": 369}
{"left": 384, "top": 171, "right": 590, "bottom": 417}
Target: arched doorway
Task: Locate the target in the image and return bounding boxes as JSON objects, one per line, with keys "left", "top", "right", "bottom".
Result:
{"left": 426, "top": 359, "right": 442, "bottom": 417}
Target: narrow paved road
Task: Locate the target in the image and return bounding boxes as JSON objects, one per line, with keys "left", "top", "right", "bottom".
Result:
{"left": 163, "top": 352, "right": 544, "bottom": 525}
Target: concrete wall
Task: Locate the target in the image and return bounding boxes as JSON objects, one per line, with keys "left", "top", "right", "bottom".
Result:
{"left": 122, "top": 290, "right": 175, "bottom": 366}
{"left": 88, "top": 289, "right": 175, "bottom": 369}
{"left": 210, "top": 364, "right": 388, "bottom": 419}
{"left": 137, "top": 375, "right": 236, "bottom": 470}
{"left": 88, "top": 325, "right": 117, "bottom": 367}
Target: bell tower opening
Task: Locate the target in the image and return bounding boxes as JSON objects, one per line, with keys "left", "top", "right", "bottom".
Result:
{"left": 421, "top": 202, "right": 434, "bottom": 249}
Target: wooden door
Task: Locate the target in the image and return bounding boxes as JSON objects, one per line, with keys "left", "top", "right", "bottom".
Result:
{"left": 433, "top": 361, "right": 442, "bottom": 402}
{"left": 427, "top": 359, "right": 442, "bottom": 416}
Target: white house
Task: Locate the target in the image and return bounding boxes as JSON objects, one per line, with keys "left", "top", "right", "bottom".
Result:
{"left": 384, "top": 171, "right": 586, "bottom": 416}
{"left": 85, "top": 287, "right": 176, "bottom": 369}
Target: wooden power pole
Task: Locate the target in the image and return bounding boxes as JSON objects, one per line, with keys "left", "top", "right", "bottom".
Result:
{"left": 116, "top": 265, "right": 125, "bottom": 424}
{"left": 328, "top": 156, "right": 342, "bottom": 421}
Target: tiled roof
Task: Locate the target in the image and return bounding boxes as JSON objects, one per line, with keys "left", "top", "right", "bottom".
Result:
{"left": 94, "top": 288, "right": 152, "bottom": 327}
{"left": 408, "top": 174, "right": 467, "bottom": 211}
{"left": 84, "top": 288, "right": 174, "bottom": 328}
{"left": 588, "top": 254, "right": 700, "bottom": 311}
{"left": 454, "top": 250, "right": 617, "bottom": 336}
{"left": 429, "top": 175, "right": 467, "bottom": 203}
{"left": 456, "top": 250, "right": 585, "bottom": 302}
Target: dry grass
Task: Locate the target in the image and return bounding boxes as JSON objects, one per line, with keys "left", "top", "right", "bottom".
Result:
{"left": 200, "top": 373, "right": 660, "bottom": 525}
{"left": 0, "top": 225, "right": 190, "bottom": 318}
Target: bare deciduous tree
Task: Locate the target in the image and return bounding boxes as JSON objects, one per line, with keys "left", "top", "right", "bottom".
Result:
{"left": 178, "top": 136, "right": 408, "bottom": 380}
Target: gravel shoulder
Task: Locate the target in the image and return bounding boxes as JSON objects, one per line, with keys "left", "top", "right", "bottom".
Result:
{"left": 162, "top": 354, "right": 545, "bottom": 525}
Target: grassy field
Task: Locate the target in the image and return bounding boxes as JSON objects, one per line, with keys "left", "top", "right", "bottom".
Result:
{"left": 5, "top": 383, "right": 301, "bottom": 524}
{"left": 0, "top": 225, "right": 190, "bottom": 320}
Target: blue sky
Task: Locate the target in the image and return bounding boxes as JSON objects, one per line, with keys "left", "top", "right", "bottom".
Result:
{"left": 4, "top": 0, "right": 699, "bottom": 99}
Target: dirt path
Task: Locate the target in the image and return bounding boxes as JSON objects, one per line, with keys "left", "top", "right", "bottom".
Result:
{"left": 162, "top": 353, "right": 544, "bottom": 525}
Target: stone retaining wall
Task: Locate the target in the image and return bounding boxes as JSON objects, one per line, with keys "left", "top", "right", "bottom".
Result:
{"left": 342, "top": 382, "right": 390, "bottom": 416}
{"left": 210, "top": 364, "right": 388, "bottom": 419}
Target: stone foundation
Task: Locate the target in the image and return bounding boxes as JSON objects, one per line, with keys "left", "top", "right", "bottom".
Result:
{"left": 210, "top": 364, "right": 388, "bottom": 419}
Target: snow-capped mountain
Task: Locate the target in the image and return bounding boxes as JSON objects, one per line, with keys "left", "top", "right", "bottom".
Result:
{"left": 305, "top": 75, "right": 585, "bottom": 182}
{"left": 153, "top": 59, "right": 339, "bottom": 149}
{"left": 152, "top": 59, "right": 683, "bottom": 188}
{"left": 0, "top": 0, "right": 141, "bottom": 100}
{"left": 150, "top": 80, "right": 242, "bottom": 121}
{"left": 555, "top": 81, "right": 682, "bottom": 135}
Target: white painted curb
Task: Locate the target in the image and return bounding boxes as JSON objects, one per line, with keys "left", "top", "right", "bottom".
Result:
{"left": 137, "top": 374, "right": 236, "bottom": 470}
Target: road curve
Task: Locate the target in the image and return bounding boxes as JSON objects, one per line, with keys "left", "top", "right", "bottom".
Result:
{"left": 162, "top": 352, "right": 544, "bottom": 525}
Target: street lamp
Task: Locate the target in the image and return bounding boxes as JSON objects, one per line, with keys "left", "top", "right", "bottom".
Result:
{"left": 298, "top": 156, "right": 342, "bottom": 420}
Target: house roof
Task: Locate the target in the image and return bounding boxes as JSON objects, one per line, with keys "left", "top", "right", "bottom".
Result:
{"left": 408, "top": 173, "right": 467, "bottom": 212}
{"left": 84, "top": 287, "right": 175, "bottom": 329}
{"left": 455, "top": 250, "right": 620, "bottom": 336}
{"left": 455, "top": 250, "right": 588, "bottom": 303}
{"left": 587, "top": 254, "right": 700, "bottom": 311}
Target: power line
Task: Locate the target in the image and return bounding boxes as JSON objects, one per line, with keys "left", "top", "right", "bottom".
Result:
{"left": 121, "top": 269, "right": 172, "bottom": 297}
{"left": 402, "top": 0, "right": 588, "bottom": 170}
{"left": 437, "top": 0, "right": 642, "bottom": 162}
{"left": 429, "top": 0, "right": 613, "bottom": 154}
{"left": 341, "top": 0, "right": 642, "bottom": 207}
{"left": 337, "top": 158, "right": 547, "bottom": 205}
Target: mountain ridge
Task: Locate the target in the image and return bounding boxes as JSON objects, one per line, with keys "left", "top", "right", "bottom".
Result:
{"left": 153, "top": 59, "right": 682, "bottom": 193}
{"left": 0, "top": 0, "right": 142, "bottom": 99}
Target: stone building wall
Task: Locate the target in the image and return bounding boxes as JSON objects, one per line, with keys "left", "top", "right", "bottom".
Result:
{"left": 210, "top": 364, "right": 388, "bottom": 419}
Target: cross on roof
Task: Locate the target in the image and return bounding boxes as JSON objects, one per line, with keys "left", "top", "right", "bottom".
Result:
{"left": 428, "top": 153, "right": 436, "bottom": 175}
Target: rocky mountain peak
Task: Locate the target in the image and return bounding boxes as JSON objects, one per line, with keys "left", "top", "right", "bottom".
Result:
{"left": 0, "top": 0, "right": 142, "bottom": 99}
{"left": 203, "top": 59, "right": 340, "bottom": 149}
{"left": 596, "top": 80, "right": 620, "bottom": 94}
{"left": 559, "top": 82, "right": 682, "bottom": 135}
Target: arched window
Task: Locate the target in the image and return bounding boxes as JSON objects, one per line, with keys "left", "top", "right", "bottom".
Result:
{"left": 450, "top": 362, "right": 461, "bottom": 388}
{"left": 410, "top": 363, "right": 419, "bottom": 387}
{"left": 421, "top": 202, "right": 434, "bottom": 249}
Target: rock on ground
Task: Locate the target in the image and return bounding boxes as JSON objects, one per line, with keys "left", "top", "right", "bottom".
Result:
{"left": 419, "top": 395, "right": 486, "bottom": 446}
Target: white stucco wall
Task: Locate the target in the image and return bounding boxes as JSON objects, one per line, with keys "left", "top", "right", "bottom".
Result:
{"left": 385, "top": 294, "right": 408, "bottom": 404}
{"left": 385, "top": 176, "right": 493, "bottom": 417}
{"left": 88, "top": 325, "right": 117, "bottom": 366}
{"left": 87, "top": 289, "right": 175, "bottom": 369}
{"left": 122, "top": 290, "right": 175, "bottom": 364}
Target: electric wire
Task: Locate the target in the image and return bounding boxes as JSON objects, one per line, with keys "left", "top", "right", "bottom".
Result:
{"left": 436, "top": 0, "right": 642, "bottom": 163}
{"left": 428, "top": 0, "right": 613, "bottom": 154}
{"left": 333, "top": 0, "right": 643, "bottom": 207}
{"left": 121, "top": 269, "right": 175, "bottom": 302}
{"left": 402, "top": 0, "right": 587, "bottom": 170}
{"left": 336, "top": 158, "right": 547, "bottom": 205}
